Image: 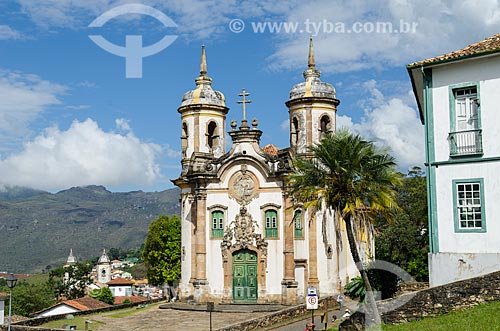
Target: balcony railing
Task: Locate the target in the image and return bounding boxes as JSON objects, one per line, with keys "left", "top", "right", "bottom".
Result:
{"left": 449, "top": 129, "right": 483, "bottom": 156}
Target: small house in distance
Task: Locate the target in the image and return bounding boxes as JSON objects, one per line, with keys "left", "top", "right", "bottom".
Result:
{"left": 107, "top": 278, "right": 133, "bottom": 297}
{"left": 34, "top": 297, "right": 111, "bottom": 318}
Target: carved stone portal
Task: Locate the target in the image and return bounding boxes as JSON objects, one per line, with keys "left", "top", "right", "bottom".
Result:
{"left": 220, "top": 207, "right": 268, "bottom": 303}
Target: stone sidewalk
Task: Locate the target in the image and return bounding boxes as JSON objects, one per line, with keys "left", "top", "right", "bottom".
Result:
{"left": 90, "top": 302, "right": 272, "bottom": 331}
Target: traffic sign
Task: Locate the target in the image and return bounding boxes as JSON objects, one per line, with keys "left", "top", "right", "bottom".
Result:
{"left": 306, "top": 294, "right": 318, "bottom": 309}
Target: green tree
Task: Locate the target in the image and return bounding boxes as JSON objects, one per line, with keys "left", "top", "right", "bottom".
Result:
{"left": 96, "top": 287, "right": 114, "bottom": 305}
{"left": 3, "top": 281, "right": 56, "bottom": 317}
{"left": 288, "top": 130, "right": 401, "bottom": 326}
{"left": 142, "top": 215, "right": 181, "bottom": 286}
{"left": 48, "top": 263, "right": 92, "bottom": 300}
{"left": 372, "top": 167, "right": 429, "bottom": 297}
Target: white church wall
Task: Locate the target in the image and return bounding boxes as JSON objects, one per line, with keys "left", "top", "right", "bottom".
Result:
{"left": 180, "top": 191, "right": 193, "bottom": 294}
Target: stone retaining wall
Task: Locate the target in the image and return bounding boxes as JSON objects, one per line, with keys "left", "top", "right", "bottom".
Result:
{"left": 380, "top": 270, "right": 500, "bottom": 324}
{"left": 216, "top": 297, "right": 338, "bottom": 331}
{"left": 340, "top": 269, "right": 500, "bottom": 330}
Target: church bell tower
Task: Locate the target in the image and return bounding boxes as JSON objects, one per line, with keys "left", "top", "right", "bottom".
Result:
{"left": 178, "top": 46, "right": 229, "bottom": 170}
{"left": 286, "top": 38, "right": 340, "bottom": 155}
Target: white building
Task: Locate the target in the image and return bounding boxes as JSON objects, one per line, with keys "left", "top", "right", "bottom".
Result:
{"left": 97, "top": 249, "right": 112, "bottom": 284}
{"left": 107, "top": 278, "right": 133, "bottom": 297}
{"left": 408, "top": 33, "right": 500, "bottom": 286}
{"left": 34, "top": 297, "right": 110, "bottom": 318}
{"left": 173, "top": 40, "right": 373, "bottom": 304}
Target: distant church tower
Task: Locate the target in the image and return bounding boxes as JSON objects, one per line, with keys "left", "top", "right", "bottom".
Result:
{"left": 286, "top": 38, "right": 340, "bottom": 154}
{"left": 65, "top": 248, "right": 77, "bottom": 267}
{"left": 97, "top": 249, "right": 112, "bottom": 284}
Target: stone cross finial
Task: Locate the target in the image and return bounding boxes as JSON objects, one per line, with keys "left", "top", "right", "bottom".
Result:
{"left": 237, "top": 88, "right": 252, "bottom": 123}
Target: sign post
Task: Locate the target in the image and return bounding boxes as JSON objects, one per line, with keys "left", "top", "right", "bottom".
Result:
{"left": 306, "top": 286, "right": 318, "bottom": 324}
{"left": 207, "top": 302, "right": 214, "bottom": 331}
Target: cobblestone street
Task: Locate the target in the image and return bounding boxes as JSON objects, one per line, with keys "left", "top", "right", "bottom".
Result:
{"left": 91, "top": 304, "right": 265, "bottom": 331}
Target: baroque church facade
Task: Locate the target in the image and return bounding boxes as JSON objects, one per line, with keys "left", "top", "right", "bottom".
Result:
{"left": 173, "top": 39, "right": 374, "bottom": 304}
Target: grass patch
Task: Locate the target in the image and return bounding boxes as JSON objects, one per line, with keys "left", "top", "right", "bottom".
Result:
{"left": 107, "top": 304, "right": 153, "bottom": 318}
{"left": 41, "top": 315, "right": 103, "bottom": 330}
{"left": 382, "top": 300, "right": 500, "bottom": 331}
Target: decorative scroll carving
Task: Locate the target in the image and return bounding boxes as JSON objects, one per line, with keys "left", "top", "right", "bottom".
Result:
{"left": 220, "top": 207, "right": 268, "bottom": 258}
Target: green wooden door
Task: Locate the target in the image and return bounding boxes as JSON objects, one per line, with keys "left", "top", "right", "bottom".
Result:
{"left": 232, "top": 249, "right": 258, "bottom": 302}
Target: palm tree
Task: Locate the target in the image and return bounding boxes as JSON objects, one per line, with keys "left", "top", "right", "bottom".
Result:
{"left": 288, "top": 129, "right": 401, "bottom": 326}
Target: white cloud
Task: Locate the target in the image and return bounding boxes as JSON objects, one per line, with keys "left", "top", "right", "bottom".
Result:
{"left": 338, "top": 80, "right": 424, "bottom": 172}
{"left": 0, "top": 118, "right": 162, "bottom": 191}
{"left": 268, "top": 0, "right": 500, "bottom": 73}
{"left": 0, "top": 70, "right": 67, "bottom": 151}
{"left": 0, "top": 25, "right": 22, "bottom": 40}
{"left": 16, "top": 0, "right": 500, "bottom": 72}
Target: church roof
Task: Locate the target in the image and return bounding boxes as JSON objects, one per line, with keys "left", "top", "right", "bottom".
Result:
{"left": 98, "top": 249, "right": 110, "bottom": 264}
{"left": 408, "top": 33, "right": 500, "bottom": 68}
{"left": 66, "top": 248, "right": 77, "bottom": 264}
{"left": 261, "top": 144, "right": 279, "bottom": 156}
{"left": 181, "top": 45, "right": 226, "bottom": 107}
{"left": 288, "top": 38, "right": 337, "bottom": 102}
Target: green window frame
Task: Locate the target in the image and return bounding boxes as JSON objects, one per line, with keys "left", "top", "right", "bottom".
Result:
{"left": 452, "top": 178, "right": 486, "bottom": 233}
{"left": 264, "top": 209, "right": 278, "bottom": 238}
{"left": 448, "top": 82, "right": 482, "bottom": 157}
{"left": 211, "top": 210, "right": 224, "bottom": 238}
{"left": 294, "top": 210, "right": 303, "bottom": 239}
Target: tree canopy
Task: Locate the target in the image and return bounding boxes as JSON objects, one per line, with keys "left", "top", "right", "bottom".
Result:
{"left": 288, "top": 129, "right": 401, "bottom": 325}
{"left": 142, "top": 215, "right": 181, "bottom": 286}
{"left": 48, "top": 263, "right": 92, "bottom": 300}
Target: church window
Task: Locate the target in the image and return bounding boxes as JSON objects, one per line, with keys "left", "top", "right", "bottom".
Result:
{"left": 211, "top": 210, "right": 224, "bottom": 238}
{"left": 319, "top": 115, "right": 331, "bottom": 138}
{"left": 294, "top": 209, "right": 303, "bottom": 239}
{"left": 291, "top": 117, "right": 299, "bottom": 146}
{"left": 265, "top": 209, "right": 278, "bottom": 238}
{"left": 181, "top": 122, "right": 188, "bottom": 156}
{"left": 207, "top": 121, "right": 219, "bottom": 150}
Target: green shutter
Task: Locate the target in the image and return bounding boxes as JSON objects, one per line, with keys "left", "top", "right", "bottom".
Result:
{"left": 265, "top": 210, "right": 278, "bottom": 238}
{"left": 294, "top": 210, "right": 303, "bottom": 238}
{"left": 211, "top": 210, "right": 224, "bottom": 238}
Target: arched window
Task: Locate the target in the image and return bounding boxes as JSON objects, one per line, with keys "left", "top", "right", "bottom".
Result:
{"left": 294, "top": 210, "right": 303, "bottom": 239}
{"left": 265, "top": 209, "right": 278, "bottom": 238}
{"left": 181, "top": 122, "right": 188, "bottom": 156}
{"left": 211, "top": 210, "right": 224, "bottom": 238}
{"left": 207, "top": 121, "right": 219, "bottom": 150}
{"left": 291, "top": 117, "right": 299, "bottom": 146}
{"left": 320, "top": 115, "right": 331, "bottom": 137}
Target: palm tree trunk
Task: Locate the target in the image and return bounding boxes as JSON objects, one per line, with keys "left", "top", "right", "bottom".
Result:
{"left": 344, "top": 214, "right": 382, "bottom": 326}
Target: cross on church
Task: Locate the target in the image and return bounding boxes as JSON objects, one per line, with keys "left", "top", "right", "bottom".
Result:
{"left": 237, "top": 88, "right": 252, "bottom": 122}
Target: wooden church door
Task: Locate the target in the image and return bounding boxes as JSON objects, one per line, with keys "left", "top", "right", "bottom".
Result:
{"left": 232, "top": 249, "right": 258, "bottom": 302}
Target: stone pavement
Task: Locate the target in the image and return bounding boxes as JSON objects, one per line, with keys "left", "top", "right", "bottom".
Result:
{"left": 90, "top": 299, "right": 358, "bottom": 331}
{"left": 90, "top": 302, "right": 273, "bottom": 331}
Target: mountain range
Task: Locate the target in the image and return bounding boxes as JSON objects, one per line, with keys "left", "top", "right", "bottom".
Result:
{"left": 0, "top": 185, "right": 180, "bottom": 273}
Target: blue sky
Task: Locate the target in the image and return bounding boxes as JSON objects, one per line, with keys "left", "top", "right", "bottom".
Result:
{"left": 1, "top": 0, "right": 499, "bottom": 192}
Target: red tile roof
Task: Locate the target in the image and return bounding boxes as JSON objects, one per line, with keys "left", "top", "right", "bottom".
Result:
{"left": 64, "top": 296, "right": 111, "bottom": 310}
{"left": 261, "top": 144, "right": 279, "bottom": 156}
{"left": 114, "top": 296, "right": 149, "bottom": 304}
{"left": 107, "top": 278, "right": 134, "bottom": 285}
{"left": 408, "top": 33, "right": 500, "bottom": 68}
